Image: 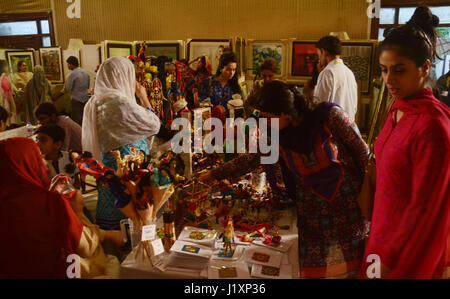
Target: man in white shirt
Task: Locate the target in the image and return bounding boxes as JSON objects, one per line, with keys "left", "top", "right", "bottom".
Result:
{"left": 314, "top": 36, "right": 358, "bottom": 123}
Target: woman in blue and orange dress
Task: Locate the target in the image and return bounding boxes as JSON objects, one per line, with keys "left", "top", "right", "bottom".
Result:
{"left": 82, "top": 57, "right": 160, "bottom": 259}
{"left": 199, "top": 81, "right": 369, "bottom": 278}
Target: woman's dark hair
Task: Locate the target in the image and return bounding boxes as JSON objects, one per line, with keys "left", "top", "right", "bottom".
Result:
{"left": 381, "top": 6, "right": 440, "bottom": 66}
{"left": 316, "top": 36, "right": 342, "bottom": 56}
{"left": 259, "top": 57, "right": 278, "bottom": 73}
{"left": 195, "top": 55, "right": 209, "bottom": 75}
{"left": 17, "top": 60, "right": 26, "bottom": 71}
{"left": 258, "top": 81, "right": 309, "bottom": 119}
{"left": 215, "top": 51, "right": 241, "bottom": 94}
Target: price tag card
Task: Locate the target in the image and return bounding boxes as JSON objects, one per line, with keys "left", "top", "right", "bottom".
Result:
{"left": 151, "top": 238, "right": 165, "bottom": 256}
{"left": 141, "top": 224, "right": 156, "bottom": 241}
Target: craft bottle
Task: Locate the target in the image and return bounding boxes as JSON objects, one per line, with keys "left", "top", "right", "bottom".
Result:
{"left": 163, "top": 210, "right": 176, "bottom": 252}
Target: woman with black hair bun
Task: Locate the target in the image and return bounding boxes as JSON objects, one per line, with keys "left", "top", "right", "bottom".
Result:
{"left": 199, "top": 80, "right": 370, "bottom": 278}
{"left": 359, "top": 6, "right": 450, "bottom": 279}
{"left": 199, "top": 51, "right": 241, "bottom": 108}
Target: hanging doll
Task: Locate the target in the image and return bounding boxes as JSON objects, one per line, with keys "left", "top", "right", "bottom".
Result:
{"left": 71, "top": 151, "right": 111, "bottom": 180}
{"left": 149, "top": 77, "right": 165, "bottom": 119}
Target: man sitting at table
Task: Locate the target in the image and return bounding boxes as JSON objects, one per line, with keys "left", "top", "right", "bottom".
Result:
{"left": 35, "top": 102, "right": 82, "bottom": 152}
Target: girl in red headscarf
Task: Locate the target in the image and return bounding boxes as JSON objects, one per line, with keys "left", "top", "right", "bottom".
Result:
{"left": 359, "top": 6, "right": 450, "bottom": 279}
{"left": 0, "top": 137, "right": 122, "bottom": 278}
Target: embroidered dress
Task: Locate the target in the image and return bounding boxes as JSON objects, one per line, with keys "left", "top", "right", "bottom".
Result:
{"left": 360, "top": 88, "right": 450, "bottom": 278}
{"left": 200, "top": 77, "right": 239, "bottom": 107}
{"left": 211, "top": 106, "right": 369, "bottom": 278}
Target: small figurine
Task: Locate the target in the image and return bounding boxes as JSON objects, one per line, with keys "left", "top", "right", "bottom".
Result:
{"left": 168, "top": 158, "right": 185, "bottom": 182}
{"left": 110, "top": 150, "right": 128, "bottom": 177}
{"left": 223, "top": 217, "right": 235, "bottom": 255}
{"left": 219, "top": 179, "right": 234, "bottom": 201}
{"left": 150, "top": 167, "right": 172, "bottom": 187}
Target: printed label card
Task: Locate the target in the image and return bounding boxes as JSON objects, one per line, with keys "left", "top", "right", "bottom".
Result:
{"left": 208, "top": 260, "right": 251, "bottom": 279}
{"left": 250, "top": 264, "right": 293, "bottom": 279}
{"left": 252, "top": 237, "right": 294, "bottom": 253}
{"left": 178, "top": 226, "right": 218, "bottom": 246}
{"left": 242, "top": 246, "right": 283, "bottom": 268}
{"left": 150, "top": 238, "right": 165, "bottom": 257}
{"left": 170, "top": 240, "right": 213, "bottom": 259}
{"left": 141, "top": 224, "right": 156, "bottom": 241}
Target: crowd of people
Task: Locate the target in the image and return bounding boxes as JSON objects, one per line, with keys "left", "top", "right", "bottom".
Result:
{"left": 0, "top": 6, "right": 448, "bottom": 279}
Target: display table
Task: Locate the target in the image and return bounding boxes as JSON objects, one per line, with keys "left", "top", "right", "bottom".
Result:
{"left": 0, "top": 125, "right": 28, "bottom": 140}
{"left": 120, "top": 208, "right": 300, "bottom": 279}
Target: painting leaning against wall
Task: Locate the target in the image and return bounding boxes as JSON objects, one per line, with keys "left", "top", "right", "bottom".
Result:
{"left": 5, "top": 51, "right": 35, "bottom": 73}
{"left": 39, "top": 47, "right": 64, "bottom": 84}
{"left": 341, "top": 42, "right": 374, "bottom": 95}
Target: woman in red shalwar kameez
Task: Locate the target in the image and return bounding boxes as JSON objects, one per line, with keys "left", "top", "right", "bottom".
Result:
{"left": 359, "top": 6, "right": 450, "bottom": 279}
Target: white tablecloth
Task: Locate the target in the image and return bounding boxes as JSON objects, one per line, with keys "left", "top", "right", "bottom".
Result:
{"left": 0, "top": 126, "right": 28, "bottom": 140}
{"left": 120, "top": 208, "right": 299, "bottom": 279}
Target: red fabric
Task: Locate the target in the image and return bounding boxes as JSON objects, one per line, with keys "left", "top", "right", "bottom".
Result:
{"left": 360, "top": 87, "right": 450, "bottom": 278}
{"left": 1, "top": 74, "right": 14, "bottom": 102}
{"left": 0, "top": 137, "right": 84, "bottom": 278}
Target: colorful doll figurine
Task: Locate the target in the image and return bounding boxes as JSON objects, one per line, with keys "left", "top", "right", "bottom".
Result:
{"left": 158, "top": 168, "right": 172, "bottom": 187}
{"left": 223, "top": 217, "right": 235, "bottom": 255}
{"left": 219, "top": 179, "right": 234, "bottom": 201}
{"left": 168, "top": 158, "right": 185, "bottom": 182}
{"left": 110, "top": 150, "right": 128, "bottom": 177}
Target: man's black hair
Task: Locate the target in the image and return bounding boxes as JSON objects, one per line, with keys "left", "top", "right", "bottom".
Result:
{"left": 36, "top": 123, "right": 65, "bottom": 143}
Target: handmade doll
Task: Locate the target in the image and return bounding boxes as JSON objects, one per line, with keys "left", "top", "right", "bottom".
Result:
{"left": 129, "top": 146, "right": 146, "bottom": 169}
{"left": 168, "top": 158, "right": 185, "bottom": 182}
{"left": 110, "top": 150, "right": 128, "bottom": 177}
{"left": 223, "top": 217, "right": 235, "bottom": 255}
{"left": 71, "top": 151, "right": 111, "bottom": 180}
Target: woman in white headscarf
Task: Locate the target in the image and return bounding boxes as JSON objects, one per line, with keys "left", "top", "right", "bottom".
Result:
{"left": 82, "top": 57, "right": 160, "bottom": 245}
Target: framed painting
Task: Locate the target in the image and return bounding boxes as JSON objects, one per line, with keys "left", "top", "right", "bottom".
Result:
{"left": 5, "top": 50, "right": 35, "bottom": 73}
{"left": 135, "top": 40, "right": 184, "bottom": 61}
{"left": 290, "top": 41, "right": 318, "bottom": 78}
{"left": 246, "top": 40, "right": 287, "bottom": 79}
{"left": 186, "top": 39, "right": 232, "bottom": 74}
{"left": 104, "top": 40, "right": 133, "bottom": 59}
{"left": 341, "top": 41, "right": 376, "bottom": 95}
{"left": 39, "top": 47, "right": 64, "bottom": 83}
